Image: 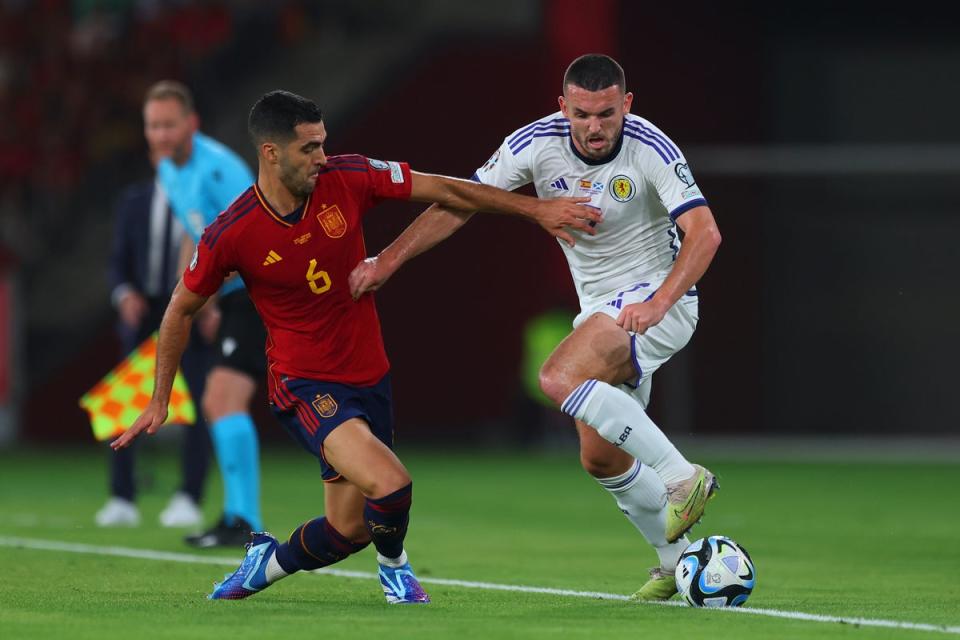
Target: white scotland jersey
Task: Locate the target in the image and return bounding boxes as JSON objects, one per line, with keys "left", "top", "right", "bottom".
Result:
{"left": 472, "top": 112, "right": 707, "bottom": 313}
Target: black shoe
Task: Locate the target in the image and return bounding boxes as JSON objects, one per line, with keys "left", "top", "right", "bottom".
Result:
{"left": 184, "top": 515, "right": 253, "bottom": 548}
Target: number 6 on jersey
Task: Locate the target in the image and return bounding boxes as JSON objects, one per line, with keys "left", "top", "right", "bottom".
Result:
{"left": 306, "top": 259, "right": 331, "bottom": 294}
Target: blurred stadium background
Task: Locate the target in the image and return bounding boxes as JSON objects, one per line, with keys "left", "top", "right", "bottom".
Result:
{"left": 0, "top": 0, "right": 958, "bottom": 454}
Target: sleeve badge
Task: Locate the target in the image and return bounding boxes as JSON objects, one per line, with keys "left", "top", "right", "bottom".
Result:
{"left": 674, "top": 163, "right": 696, "bottom": 187}
{"left": 481, "top": 149, "right": 501, "bottom": 173}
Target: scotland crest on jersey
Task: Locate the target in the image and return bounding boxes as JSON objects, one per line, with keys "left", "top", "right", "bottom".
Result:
{"left": 609, "top": 175, "right": 636, "bottom": 202}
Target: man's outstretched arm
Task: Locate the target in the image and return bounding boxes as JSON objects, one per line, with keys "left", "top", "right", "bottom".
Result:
{"left": 408, "top": 172, "right": 600, "bottom": 247}
{"left": 111, "top": 280, "right": 209, "bottom": 450}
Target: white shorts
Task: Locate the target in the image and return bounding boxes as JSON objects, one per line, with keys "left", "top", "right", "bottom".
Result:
{"left": 573, "top": 277, "right": 699, "bottom": 408}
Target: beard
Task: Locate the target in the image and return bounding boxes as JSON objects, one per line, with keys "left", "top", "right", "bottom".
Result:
{"left": 578, "top": 129, "right": 617, "bottom": 158}
{"left": 279, "top": 164, "right": 315, "bottom": 200}
{"left": 575, "top": 123, "right": 623, "bottom": 159}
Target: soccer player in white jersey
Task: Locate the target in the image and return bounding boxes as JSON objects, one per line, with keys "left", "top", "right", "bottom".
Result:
{"left": 349, "top": 54, "right": 722, "bottom": 601}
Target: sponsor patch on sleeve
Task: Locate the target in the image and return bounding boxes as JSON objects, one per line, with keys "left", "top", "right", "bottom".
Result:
{"left": 388, "top": 161, "right": 404, "bottom": 184}
{"left": 674, "top": 162, "right": 696, "bottom": 187}
{"left": 681, "top": 186, "right": 703, "bottom": 201}
{"left": 481, "top": 149, "right": 501, "bottom": 173}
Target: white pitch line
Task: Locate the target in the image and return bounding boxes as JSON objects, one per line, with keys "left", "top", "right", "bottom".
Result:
{"left": 2, "top": 536, "right": 958, "bottom": 636}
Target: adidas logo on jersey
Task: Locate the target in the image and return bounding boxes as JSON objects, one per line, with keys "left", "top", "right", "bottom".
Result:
{"left": 549, "top": 177, "right": 569, "bottom": 191}
{"left": 262, "top": 250, "right": 283, "bottom": 266}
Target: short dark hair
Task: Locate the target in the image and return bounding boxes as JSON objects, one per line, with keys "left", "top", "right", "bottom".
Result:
{"left": 144, "top": 80, "right": 194, "bottom": 113}
{"left": 248, "top": 90, "right": 324, "bottom": 146}
{"left": 563, "top": 54, "right": 625, "bottom": 93}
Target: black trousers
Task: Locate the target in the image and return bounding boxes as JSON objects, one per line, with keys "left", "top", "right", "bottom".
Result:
{"left": 108, "top": 300, "right": 213, "bottom": 503}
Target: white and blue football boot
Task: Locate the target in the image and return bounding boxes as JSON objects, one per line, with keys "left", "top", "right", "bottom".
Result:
{"left": 377, "top": 561, "right": 431, "bottom": 604}
{"left": 208, "top": 532, "right": 279, "bottom": 600}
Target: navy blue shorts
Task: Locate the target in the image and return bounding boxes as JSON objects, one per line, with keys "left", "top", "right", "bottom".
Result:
{"left": 270, "top": 373, "right": 394, "bottom": 481}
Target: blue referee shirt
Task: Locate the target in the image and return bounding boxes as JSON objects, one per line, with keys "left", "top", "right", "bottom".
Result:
{"left": 158, "top": 131, "right": 254, "bottom": 296}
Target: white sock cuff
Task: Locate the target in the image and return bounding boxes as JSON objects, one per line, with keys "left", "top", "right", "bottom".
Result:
{"left": 656, "top": 535, "right": 690, "bottom": 570}
{"left": 561, "top": 379, "right": 599, "bottom": 418}
{"left": 596, "top": 459, "right": 642, "bottom": 493}
{"left": 264, "top": 551, "right": 289, "bottom": 583}
{"left": 377, "top": 550, "right": 408, "bottom": 568}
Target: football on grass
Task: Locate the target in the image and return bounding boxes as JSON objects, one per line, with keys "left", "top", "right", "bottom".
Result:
{"left": 675, "top": 535, "right": 756, "bottom": 607}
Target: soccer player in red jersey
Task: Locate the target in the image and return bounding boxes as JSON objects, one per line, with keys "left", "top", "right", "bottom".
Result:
{"left": 112, "top": 90, "right": 600, "bottom": 604}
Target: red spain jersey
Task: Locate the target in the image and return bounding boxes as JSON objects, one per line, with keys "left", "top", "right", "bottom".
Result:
{"left": 183, "top": 154, "right": 412, "bottom": 394}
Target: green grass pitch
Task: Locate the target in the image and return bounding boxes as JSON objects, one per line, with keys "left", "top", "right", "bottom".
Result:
{"left": 0, "top": 445, "right": 957, "bottom": 639}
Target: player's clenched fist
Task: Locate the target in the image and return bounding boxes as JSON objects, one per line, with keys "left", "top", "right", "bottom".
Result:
{"left": 349, "top": 257, "right": 391, "bottom": 300}
{"left": 616, "top": 300, "right": 667, "bottom": 335}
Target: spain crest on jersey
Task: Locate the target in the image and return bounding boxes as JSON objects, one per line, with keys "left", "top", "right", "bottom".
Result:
{"left": 610, "top": 175, "right": 636, "bottom": 203}
{"left": 312, "top": 393, "right": 338, "bottom": 418}
{"left": 317, "top": 204, "right": 347, "bottom": 239}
